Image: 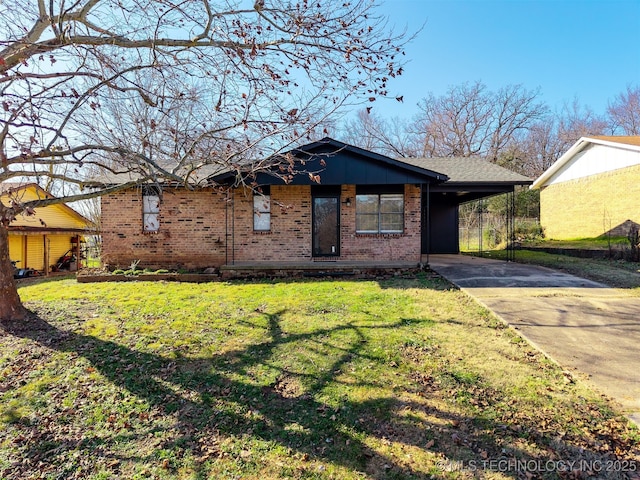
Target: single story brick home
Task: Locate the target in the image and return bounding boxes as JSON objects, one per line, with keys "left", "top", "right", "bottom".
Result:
{"left": 100, "top": 138, "right": 530, "bottom": 271}
{"left": 531, "top": 136, "right": 640, "bottom": 239}
{"left": 1, "top": 182, "right": 95, "bottom": 273}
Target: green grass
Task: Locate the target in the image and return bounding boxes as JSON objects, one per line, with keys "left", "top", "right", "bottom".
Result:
{"left": 523, "top": 236, "right": 630, "bottom": 250}
{"left": 1, "top": 276, "right": 638, "bottom": 479}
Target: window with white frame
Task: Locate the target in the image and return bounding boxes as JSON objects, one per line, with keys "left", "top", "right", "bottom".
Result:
{"left": 142, "top": 186, "right": 160, "bottom": 233}
{"left": 253, "top": 188, "right": 271, "bottom": 231}
{"left": 356, "top": 190, "right": 404, "bottom": 234}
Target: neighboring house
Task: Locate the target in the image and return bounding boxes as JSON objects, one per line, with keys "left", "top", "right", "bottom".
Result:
{"left": 531, "top": 136, "right": 640, "bottom": 239}
{"left": 1, "top": 183, "right": 95, "bottom": 273}
{"left": 100, "top": 138, "right": 531, "bottom": 270}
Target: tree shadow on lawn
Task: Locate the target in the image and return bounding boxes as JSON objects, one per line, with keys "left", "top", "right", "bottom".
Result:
{"left": 2, "top": 312, "right": 636, "bottom": 479}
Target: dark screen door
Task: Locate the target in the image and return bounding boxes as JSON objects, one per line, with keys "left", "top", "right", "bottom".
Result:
{"left": 312, "top": 196, "right": 339, "bottom": 256}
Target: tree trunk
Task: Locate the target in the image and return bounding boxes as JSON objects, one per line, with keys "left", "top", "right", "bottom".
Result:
{"left": 0, "top": 224, "right": 27, "bottom": 323}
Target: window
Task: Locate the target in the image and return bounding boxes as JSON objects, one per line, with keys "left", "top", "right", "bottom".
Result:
{"left": 142, "top": 186, "right": 160, "bottom": 233}
{"left": 356, "top": 193, "right": 404, "bottom": 234}
{"left": 253, "top": 188, "right": 271, "bottom": 231}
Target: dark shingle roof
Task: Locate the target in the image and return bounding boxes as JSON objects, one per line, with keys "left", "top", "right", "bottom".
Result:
{"left": 86, "top": 142, "right": 531, "bottom": 188}
{"left": 397, "top": 157, "right": 532, "bottom": 184}
{"left": 85, "top": 162, "right": 229, "bottom": 188}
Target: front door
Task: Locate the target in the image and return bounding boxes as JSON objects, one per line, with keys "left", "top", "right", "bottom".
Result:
{"left": 312, "top": 196, "right": 340, "bottom": 257}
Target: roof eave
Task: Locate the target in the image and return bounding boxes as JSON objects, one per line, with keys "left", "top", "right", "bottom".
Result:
{"left": 588, "top": 136, "right": 640, "bottom": 150}
{"left": 446, "top": 180, "right": 533, "bottom": 186}
{"left": 531, "top": 136, "right": 640, "bottom": 190}
{"left": 8, "top": 226, "right": 97, "bottom": 234}
{"left": 530, "top": 137, "right": 591, "bottom": 190}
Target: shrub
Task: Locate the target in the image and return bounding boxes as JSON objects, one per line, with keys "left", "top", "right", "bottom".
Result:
{"left": 515, "top": 219, "right": 544, "bottom": 242}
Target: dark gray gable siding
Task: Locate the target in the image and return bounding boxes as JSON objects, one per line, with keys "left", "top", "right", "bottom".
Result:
{"left": 214, "top": 138, "right": 448, "bottom": 187}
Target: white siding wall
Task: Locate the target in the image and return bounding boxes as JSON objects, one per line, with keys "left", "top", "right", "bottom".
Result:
{"left": 548, "top": 143, "right": 640, "bottom": 186}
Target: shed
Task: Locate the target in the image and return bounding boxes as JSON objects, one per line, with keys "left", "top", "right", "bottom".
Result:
{"left": 1, "top": 183, "right": 95, "bottom": 273}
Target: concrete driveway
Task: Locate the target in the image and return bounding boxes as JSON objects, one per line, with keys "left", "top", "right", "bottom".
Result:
{"left": 428, "top": 254, "right": 640, "bottom": 425}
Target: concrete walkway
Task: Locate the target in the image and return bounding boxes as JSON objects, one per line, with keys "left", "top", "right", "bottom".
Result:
{"left": 428, "top": 254, "right": 640, "bottom": 426}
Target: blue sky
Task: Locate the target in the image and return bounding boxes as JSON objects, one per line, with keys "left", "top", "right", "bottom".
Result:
{"left": 371, "top": 0, "right": 640, "bottom": 120}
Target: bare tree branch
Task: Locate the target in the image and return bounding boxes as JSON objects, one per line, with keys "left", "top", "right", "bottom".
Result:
{"left": 0, "top": 0, "right": 409, "bottom": 320}
{"left": 407, "top": 81, "right": 546, "bottom": 160}
{"left": 607, "top": 84, "right": 640, "bottom": 135}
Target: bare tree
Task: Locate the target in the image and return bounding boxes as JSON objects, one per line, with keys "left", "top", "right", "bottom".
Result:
{"left": 410, "top": 81, "right": 491, "bottom": 158}
{"left": 556, "top": 98, "right": 609, "bottom": 144}
{"left": 607, "top": 84, "right": 640, "bottom": 135}
{"left": 408, "top": 81, "right": 547, "bottom": 160}
{"left": 503, "top": 120, "right": 566, "bottom": 178}
{"left": 340, "top": 108, "right": 412, "bottom": 158}
{"left": 0, "top": 0, "right": 407, "bottom": 322}
{"left": 503, "top": 99, "right": 608, "bottom": 178}
{"left": 488, "top": 84, "right": 549, "bottom": 161}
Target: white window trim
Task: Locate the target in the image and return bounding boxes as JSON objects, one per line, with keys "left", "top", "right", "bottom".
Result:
{"left": 253, "top": 193, "right": 271, "bottom": 231}
{"left": 142, "top": 189, "right": 160, "bottom": 233}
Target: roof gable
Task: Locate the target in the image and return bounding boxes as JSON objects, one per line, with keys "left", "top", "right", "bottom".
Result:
{"left": 1, "top": 182, "right": 94, "bottom": 229}
{"left": 215, "top": 137, "right": 449, "bottom": 186}
{"left": 531, "top": 136, "right": 640, "bottom": 189}
{"left": 289, "top": 137, "right": 448, "bottom": 185}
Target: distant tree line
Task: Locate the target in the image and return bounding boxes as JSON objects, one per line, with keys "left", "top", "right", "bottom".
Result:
{"left": 338, "top": 82, "right": 638, "bottom": 237}
{"left": 339, "top": 81, "right": 640, "bottom": 179}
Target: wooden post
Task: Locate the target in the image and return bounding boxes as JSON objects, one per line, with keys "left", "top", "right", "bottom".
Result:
{"left": 23, "top": 236, "right": 28, "bottom": 269}
{"left": 43, "top": 235, "right": 50, "bottom": 276}
{"left": 76, "top": 236, "right": 81, "bottom": 270}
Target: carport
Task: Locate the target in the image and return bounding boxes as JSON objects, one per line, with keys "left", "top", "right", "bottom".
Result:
{"left": 404, "top": 158, "right": 532, "bottom": 258}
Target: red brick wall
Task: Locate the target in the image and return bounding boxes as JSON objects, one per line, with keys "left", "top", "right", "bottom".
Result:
{"left": 101, "top": 184, "right": 423, "bottom": 269}
{"left": 339, "top": 184, "right": 422, "bottom": 262}
{"left": 101, "top": 187, "right": 228, "bottom": 270}
{"left": 228, "top": 185, "right": 312, "bottom": 263}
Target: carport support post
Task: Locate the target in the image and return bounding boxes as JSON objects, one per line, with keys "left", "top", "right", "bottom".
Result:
{"left": 506, "top": 189, "right": 515, "bottom": 262}
{"left": 477, "top": 198, "right": 483, "bottom": 256}
{"left": 421, "top": 183, "right": 430, "bottom": 265}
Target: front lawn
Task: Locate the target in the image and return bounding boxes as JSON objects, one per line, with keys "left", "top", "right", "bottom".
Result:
{"left": 1, "top": 276, "right": 638, "bottom": 479}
